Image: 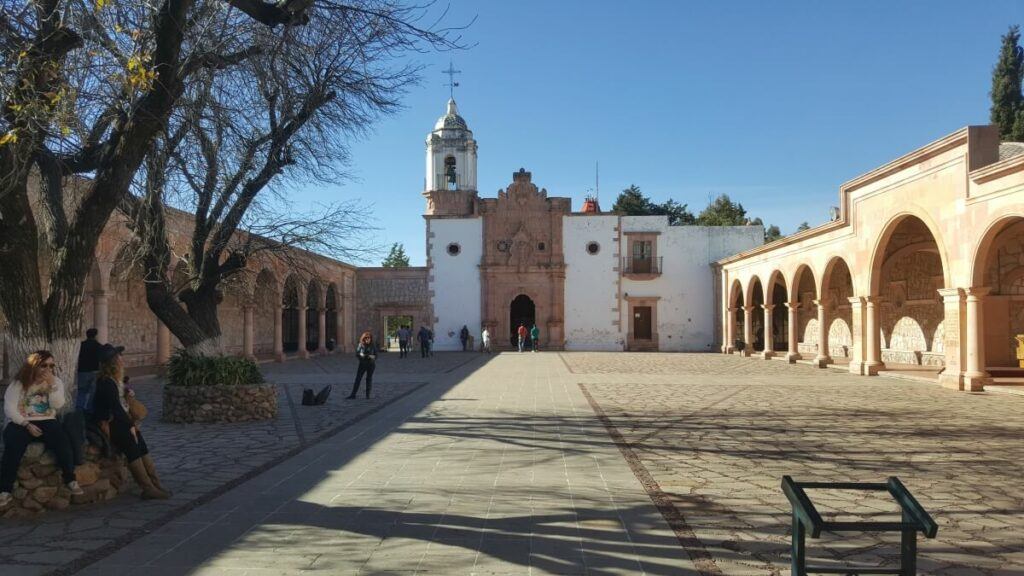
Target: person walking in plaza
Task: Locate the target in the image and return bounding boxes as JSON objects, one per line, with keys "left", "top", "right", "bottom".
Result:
{"left": 397, "top": 325, "right": 411, "bottom": 358}
{"left": 460, "top": 325, "right": 470, "bottom": 351}
{"left": 92, "top": 344, "right": 170, "bottom": 500}
{"left": 348, "top": 332, "right": 378, "bottom": 399}
{"left": 75, "top": 328, "right": 103, "bottom": 413}
{"left": 418, "top": 326, "right": 431, "bottom": 358}
{"left": 0, "top": 351, "right": 84, "bottom": 507}
{"left": 517, "top": 323, "right": 528, "bottom": 353}
{"left": 481, "top": 327, "right": 492, "bottom": 354}
{"left": 530, "top": 324, "right": 540, "bottom": 352}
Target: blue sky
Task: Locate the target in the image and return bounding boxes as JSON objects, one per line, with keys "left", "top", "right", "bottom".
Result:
{"left": 300, "top": 0, "right": 1024, "bottom": 266}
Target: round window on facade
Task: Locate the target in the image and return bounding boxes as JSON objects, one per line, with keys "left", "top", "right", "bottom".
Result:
{"left": 537, "top": 242, "right": 546, "bottom": 251}
{"left": 447, "top": 242, "right": 461, "bottom": 256}
{"left": 586, "top": 241, "right": 600, "bottom": 255}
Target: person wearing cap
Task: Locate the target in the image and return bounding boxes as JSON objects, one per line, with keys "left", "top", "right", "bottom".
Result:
{"left": 1, "top": 350, "right": 84, "bottom": 507}
{"left": 92, "top": 344, "right": 170, "bottom": 500}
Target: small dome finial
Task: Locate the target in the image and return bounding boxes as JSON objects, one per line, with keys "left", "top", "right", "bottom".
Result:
{"left": 447, "top": 98, "right": 458, "bottom": 115}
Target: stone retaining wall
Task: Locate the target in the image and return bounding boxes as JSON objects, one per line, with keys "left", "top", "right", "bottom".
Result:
{"left": 3, "top": 442, "right": 128, "bottom": 519}
{"left": 163, "top": 384, "right": 277, "bottom": 423}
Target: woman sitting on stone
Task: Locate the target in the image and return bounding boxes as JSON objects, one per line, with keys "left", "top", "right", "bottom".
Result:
{"left": 1, "top": 351, "right": 84, "bottom": 507}
{"left": 92, "top": 344, "right": 170, "bottom": 500}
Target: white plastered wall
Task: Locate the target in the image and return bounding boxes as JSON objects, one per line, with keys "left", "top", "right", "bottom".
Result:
{"left": 620, "top": 217, "right": 763, "bottom": 351}
{"left": 428, "top": 218, "right": 483, "bottom": 351}
{"left": 563, "top": 215, "right": 622, "bottom": 350}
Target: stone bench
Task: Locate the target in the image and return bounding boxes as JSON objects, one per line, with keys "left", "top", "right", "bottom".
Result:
{"left": 2, "top": 441, "right": 129, "bottom": 519}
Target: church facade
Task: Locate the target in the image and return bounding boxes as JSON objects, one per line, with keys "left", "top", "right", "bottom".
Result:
{"left": 421, "top": 99, "right": 762, "bottom": 351}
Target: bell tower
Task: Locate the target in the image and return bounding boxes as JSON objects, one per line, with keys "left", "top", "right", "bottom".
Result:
{"left": 423, "top": 98, "right": 478, "bottom": 217}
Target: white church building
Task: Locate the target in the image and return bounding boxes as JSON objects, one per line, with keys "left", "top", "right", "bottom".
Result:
{"left": 420, "top": 98, "right": 762, "bottom": 351}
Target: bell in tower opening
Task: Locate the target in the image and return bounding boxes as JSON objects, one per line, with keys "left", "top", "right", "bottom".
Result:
{"left": 445, "top": 156, "right": 457, "bottom": 189}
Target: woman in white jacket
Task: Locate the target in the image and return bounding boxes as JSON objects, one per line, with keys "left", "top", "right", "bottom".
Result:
{"left": 0, "top": 351, "right": 83, "bottom": 507}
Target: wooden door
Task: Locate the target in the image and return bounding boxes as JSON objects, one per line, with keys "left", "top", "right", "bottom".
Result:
{"left": 634, "top": 306, "right": 652, "bottom": 340}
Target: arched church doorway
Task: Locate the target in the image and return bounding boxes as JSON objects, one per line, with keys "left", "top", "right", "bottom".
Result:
{"left": 510, "top": 294, "right": 536, "bottom": 348}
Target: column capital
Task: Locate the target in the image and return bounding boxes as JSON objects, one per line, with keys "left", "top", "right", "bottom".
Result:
{"left": 761, "top": 304, "right": 775, "bottom": 312}
{"left": 727, "top": 306, "right": 737, "bottom": 313}
{"left": 937, "top": 288, "right": 964, "bottom": 303}
{"left": 785, "top": 301, "right": 800, "bottom": 310}
{"left": 965, "top": 286, "right": 993, "bottom": 299}
{"left": 742, "top": 305, "right": 757, "bottom": 313}
{"left": 847, "top": 296, "right": 865, "bottom": 306}
{"left": 863, "top": 295, "right": 885, "bottom": 305}
{"left": 812, "top": 298, "right": 831, "bottom": 308}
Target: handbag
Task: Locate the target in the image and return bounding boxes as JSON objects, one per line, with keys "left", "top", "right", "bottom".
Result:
{"left": 128, "top": 396, "right": 148, "bottom": 422}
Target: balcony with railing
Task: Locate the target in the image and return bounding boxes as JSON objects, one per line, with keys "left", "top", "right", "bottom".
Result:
{"left": 621, "top": 256, "right": 663, "bottom": 278}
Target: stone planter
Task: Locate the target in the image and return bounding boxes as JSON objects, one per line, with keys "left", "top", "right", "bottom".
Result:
{"left": 2, "top": 442, "right": 129, "bottom": 519}
{"left": 162, "top": 383, "right": 277, "bottom": 423}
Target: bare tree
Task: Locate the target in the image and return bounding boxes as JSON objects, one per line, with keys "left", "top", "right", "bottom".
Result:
{"left": 0, "top": 0, "right": 463, "bottom": 396}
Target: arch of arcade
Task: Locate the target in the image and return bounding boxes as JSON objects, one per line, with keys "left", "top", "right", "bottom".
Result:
{"left": 718, "top": 125, "right": 1024, "bottom": 391}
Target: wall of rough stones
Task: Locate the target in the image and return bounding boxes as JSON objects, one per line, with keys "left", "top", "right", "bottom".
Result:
{"left": 163, "top": 384, "right": 277, "bottom": 423}
{"left": 880, "top": 251, "right": 945, "bottom": 365}
{"left": 354, "top": 268, "right": 430, "bottom": 344}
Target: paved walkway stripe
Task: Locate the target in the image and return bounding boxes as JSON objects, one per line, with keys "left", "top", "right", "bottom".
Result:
{"left": 578, "top": 382, "right": 724, "bottom": 576}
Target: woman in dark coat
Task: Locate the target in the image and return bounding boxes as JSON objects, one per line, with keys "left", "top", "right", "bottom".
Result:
{"left": 347, "top": 331, "right": 377, "bottom": 399}
{"left": 92, "top": 344, "right": 169, "bottom": 500}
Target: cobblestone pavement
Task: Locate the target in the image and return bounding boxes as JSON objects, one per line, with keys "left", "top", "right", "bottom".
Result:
{"left": 73, "top": 352, "right": 691, "bottom": 576}
{"left": 569, "top": 353, "right": 1024, "bottom": 576}
{"left": 0, "top": 352, "right": 478, "bottom": 576}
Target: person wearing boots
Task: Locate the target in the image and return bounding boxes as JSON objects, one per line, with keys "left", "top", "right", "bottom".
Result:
{"left": 1, "top": 351, "right": 85, "bottom": 507}
{"left": 91, "top": 344, "right": 170, "bottom": 500}
{"left": 347, "top": 331, "right": 377, "bottom": 399}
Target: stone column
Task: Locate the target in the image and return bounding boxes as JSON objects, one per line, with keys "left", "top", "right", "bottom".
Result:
{"left": 937, "top": 288, "right": 965, "bottom": 390}
{"left": 761, "top": 304, "right": 775, "bottom": 359}
{"left": 742, "top": 305, "right": 754, "bottom": 357}
{"left": 725, "top": 307, "right": 737, "bottom": 354}
{"left": 864, "top": 296, "right": 885, "bottom": 375}
{"left": 298, "top": 306, "right": 309, "bottom": 359}
{"left": 273, "top": 305, "right": 284, "bottom": 362}
{"left": 813, "top": 299, "right": 831, "bottom": 368}
{"left": 334, "top": 308, "right": 344, "bottom": 352}
{"left": 242, "top": 306, "right": 255, "bottom": 359}
{"left": 156, "top": 321, "right": 171, "bottom": 365}
{"left": 342, "top": 295, "right": 355, "bottom": 351}
{"left": 963, "top": 287, "right": 992, "bottom": 391}
{"left": 92, "top": 291, "right": 109, "bottom": 343}
{"left": 846, "top": 297, "right": 865, "bottom": 375}
{"left": 785, "top": 302, "right": 801, "bottom": 363}
{"left": 317, "top": 308, "right": 327, "bottom": 354}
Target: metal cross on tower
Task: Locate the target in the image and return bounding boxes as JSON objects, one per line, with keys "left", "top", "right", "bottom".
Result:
{"left": 442, "top": 60, "right": 461, "bottom": 98}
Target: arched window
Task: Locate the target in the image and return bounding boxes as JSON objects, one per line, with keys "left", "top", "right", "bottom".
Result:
{"left": 444, "top": 156, "right": 457, "bottom": 190}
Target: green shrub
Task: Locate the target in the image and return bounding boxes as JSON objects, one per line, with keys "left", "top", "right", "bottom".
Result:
{"left": 166, "top": 350, "right": 265, "bottom": 387}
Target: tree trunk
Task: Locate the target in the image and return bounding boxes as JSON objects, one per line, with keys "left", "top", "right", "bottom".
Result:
{"left": 7, "top": 335, "right": 80, "bottom": 411}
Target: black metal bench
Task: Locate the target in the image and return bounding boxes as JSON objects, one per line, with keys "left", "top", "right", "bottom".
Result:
{"left": 781, "top": 476, "right": 938, "bottom": 575}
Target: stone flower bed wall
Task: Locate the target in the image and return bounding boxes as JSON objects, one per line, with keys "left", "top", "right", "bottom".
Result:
{"left": 163, "top": 384, "right": 277, "bottom": 423}
{"left": 3, "top": 443, "right": 128, "bottom": 519}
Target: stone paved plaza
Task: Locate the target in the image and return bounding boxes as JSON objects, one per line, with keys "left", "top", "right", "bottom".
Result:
{"left": 1, "top": 352, "right": 1022, "bottom": 575}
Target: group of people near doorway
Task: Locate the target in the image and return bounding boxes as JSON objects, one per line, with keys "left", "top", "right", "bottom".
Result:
{"left": 392, "top": 325, "right": 436, "bottom": 359}
{"left": 1, "top": 329, "right": 171, "bottom": 508}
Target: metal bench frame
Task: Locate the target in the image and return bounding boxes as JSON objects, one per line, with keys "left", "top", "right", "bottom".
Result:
{"left": 781, "top": 476, "right": 938, "bottom": 575}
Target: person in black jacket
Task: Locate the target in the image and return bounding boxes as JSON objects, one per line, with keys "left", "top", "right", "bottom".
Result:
{"left": 92, "top": 344, "right": 169, "bottom": 500}
{"left": 75, "top": 328, "right": 102, "bottom": 413}
{"left": 347, "top": 332, "right": 377, "bottom": 399}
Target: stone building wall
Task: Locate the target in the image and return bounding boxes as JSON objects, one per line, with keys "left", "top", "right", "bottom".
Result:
{"left": 354, "top": 268, "right": 430, "bottom": 344}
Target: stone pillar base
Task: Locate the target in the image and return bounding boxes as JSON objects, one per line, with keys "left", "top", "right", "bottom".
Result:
{"left": 786, "top": 352, "right": 802, "bottom": 363}
{"left": 938, "top": 372, "right": 963, "bottom": 390}
{"left": 740, "top": 349, "right": 751, "bottom": 357}
{"left": 299, "top": 350, "right": 310, "bottom": 359}
{"left": 275, "top": 352, "right": 286, "bottom": 363}
{"left": 813, "top": 356, "right": 831, "bottom": 368}
{"left": 848, "top": 361, "right": 864, "bottom": 375}
{"left": 864, "top": 362, "right": 884, "bottom": 376}
{"left": 962, "top": 373, "right": 990, "bottom": 392}
{"left": 760, "top": 351, "right": 774, "bottom": 360}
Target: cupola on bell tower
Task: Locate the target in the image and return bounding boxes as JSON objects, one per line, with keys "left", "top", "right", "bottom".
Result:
{"left": 423, "top": 98, "right": 478, "bottom": 217}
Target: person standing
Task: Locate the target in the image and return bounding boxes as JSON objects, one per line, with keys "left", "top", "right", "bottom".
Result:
{"left": 418, "top": 326, "right": 431, "bottom": 358}
{"left": 481, "top": 327, "right": 491, "bottom": 354}
{"left": 76, "top": 328, "right": 103, "bottom": 413}
{"left": 347, "top": 332, "right": 378, "bottom": 399}
{"left": 397, "top": 325, "right": 411, "bottom": 359}
{"left": 92, "top": 344, "right": 170, "bottom": 500}
{"left": 1, "top": 351, "right": 84, "bottom": 507}
{"left": 517, "top": 323, "right": 528, "bottom": 353}
{"left": 530, "top": 324, "right": 540, "bottom": 353}
{"left": 428, "top": 327, "right": 435, "bottom": 356}
{"left": 459, "top": 325, "right": 470, "bottom": 352}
